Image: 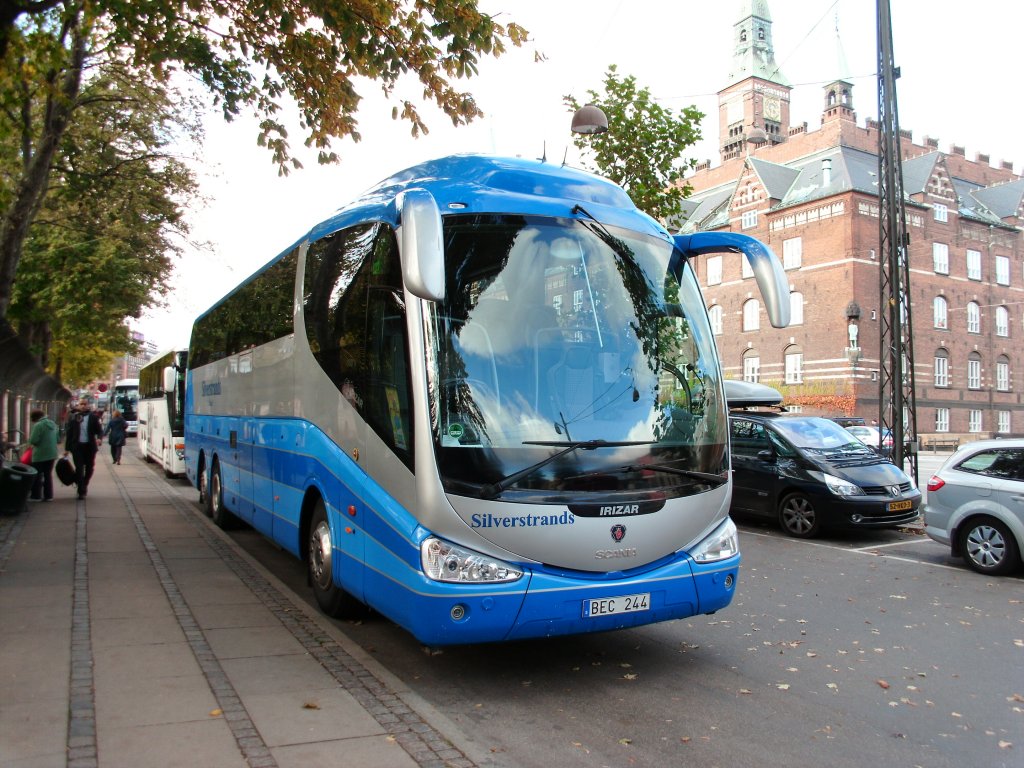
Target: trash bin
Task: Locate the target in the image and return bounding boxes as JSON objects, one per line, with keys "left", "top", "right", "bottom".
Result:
{"left": 0, "top": 461, "right": 38, "bottom": 515}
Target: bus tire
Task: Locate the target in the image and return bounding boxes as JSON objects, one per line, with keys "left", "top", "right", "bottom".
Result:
{"left": 308, "top": 499, "right": 360, "bottom": 618}
{"left": 209, "top": 460, "right": 233, "bottom": 529}
{"left": 198, "top": 457, "right": 212, "bottom": 517}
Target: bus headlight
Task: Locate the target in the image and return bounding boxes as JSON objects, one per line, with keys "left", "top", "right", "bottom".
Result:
{"left": 691, "top": 518, "right": 739, "bottom": 563}
{"left": 421, "top": 537, "right": 523, "bottom": 583}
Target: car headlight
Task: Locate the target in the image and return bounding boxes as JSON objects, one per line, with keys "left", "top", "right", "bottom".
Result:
{"left": 421, "top": 537, "right": 523, "bottom": 583}
{"left": 810, "top": 471, "right": 864, "bottom": 496}
{"left": 692, "top": 518, "right": 739, "bottom": 563}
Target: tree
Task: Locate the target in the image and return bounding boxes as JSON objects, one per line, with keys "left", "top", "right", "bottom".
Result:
{"left": 564, "top": 66, "right": 703, "bottom": 222}
{"left": 0, "top": 0, "right": 528, "bottom": 322}
{"left": 6, "top": 61, "right": 199, "bottom": 381}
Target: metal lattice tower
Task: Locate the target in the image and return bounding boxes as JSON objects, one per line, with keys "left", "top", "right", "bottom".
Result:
{"left": 876, "top": 0, "right": 918, "bottom": 482}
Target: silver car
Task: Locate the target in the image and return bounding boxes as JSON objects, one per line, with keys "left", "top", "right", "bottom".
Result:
{"left": 923, "top": 439, "right": 1024, "bottom": 575}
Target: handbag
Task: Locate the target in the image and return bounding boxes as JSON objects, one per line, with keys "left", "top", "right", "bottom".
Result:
{"left": 20, "top": 447, "right": 32, "bottom": 463}
{"left": 56, "top": 455, "right": 76, "bottom": 486}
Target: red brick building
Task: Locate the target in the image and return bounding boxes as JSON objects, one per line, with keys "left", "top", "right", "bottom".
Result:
{"left": 681, "top": 0, "right": 1024, "bottom": 444}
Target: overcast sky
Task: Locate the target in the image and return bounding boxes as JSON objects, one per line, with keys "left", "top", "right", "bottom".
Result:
{"left": 140, "top": 0, "right": 1021, "bottom": 349}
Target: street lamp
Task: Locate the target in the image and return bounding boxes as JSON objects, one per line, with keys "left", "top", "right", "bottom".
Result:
{"left": 571, "top": 104, "right": 608, "bottom": 135}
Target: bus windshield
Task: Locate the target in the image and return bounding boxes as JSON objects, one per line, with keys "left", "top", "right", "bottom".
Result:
{"left": 427, "top": 214, "right": 726, "bottom": 500}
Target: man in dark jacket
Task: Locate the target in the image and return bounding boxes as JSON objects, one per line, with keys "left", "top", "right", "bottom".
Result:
{"left": 65, "top": 397, "right": 103, "bottom": 499}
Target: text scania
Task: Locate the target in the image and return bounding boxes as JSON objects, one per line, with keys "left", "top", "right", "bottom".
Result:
{"left": 471, "top": 511, "right": 575, "bottom": 528}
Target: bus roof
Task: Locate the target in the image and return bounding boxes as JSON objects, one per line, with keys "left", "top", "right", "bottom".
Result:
{"left": 307, "top": 154, "right": 667, "bottom": 252}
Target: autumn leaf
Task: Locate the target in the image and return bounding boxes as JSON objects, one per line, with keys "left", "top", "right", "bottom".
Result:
{"left": 303, "top": 701, "right": 320, "bottom": 710}
{"left": 877, "top": 680, "right": 891, "bottom": 690}
{"left": 209, "top": 708, "right": 223, "bottom": 717}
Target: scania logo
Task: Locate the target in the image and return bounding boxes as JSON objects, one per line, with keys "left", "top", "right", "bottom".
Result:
{"left": 889, "top": 485, "right": 900, "bottom": 497}
{"left": 610, "top": 524, "right": 626, "bottom": 543}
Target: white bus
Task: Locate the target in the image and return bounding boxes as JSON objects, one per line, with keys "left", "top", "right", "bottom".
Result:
{"left": 185, "top": 154, "right": 789, "bottom": 646}
{"left": 137, "top": 351, "right": 187, "bottom": 476}
{"left": 110, "top": 378, "right": 139, "bottom": 436}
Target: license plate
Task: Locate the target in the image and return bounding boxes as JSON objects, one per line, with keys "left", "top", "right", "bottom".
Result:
{"left": 888, "top": 500, "right": 913, "bottom": 512}
{"left": 583, "top": 593, "right": 650, "bottom": 618}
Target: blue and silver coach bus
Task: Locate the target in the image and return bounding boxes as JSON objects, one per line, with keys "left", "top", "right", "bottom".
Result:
{"left": 185, "top": 155, "right": 789, "bottom": 645}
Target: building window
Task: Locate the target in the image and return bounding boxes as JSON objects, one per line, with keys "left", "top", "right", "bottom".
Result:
{"left": 997, "top": 357, "right": 1010, "bottom": 391}
{"left": 741, "top": 255, "right": 754, "bottom": 279}
{"left": 967, "top": 355, "right": 982, "bottom": 390}
{"left": 966, "top": 249, "right": 981, "bottom": 280}
{"left": 784, "top": 348, "right": 803, "bottom": 384}
{"left": 709, "top": 305, "right": 723, "bottom": 335}
{"left": 782, "top": 237, "right": 802, "bottom": 270}
{"left": 933, "top": 296, "right": 948, "bottom": 329}
{"left": 789, "top": 292, "right": 804, "bottom": 325}
{"left": 933, "top": 203, "right": 948, "bottom": 222}
{"left": 743, "top": 353, "right": 760, "bottom": 383}
{"left": 707, "top": 255, "right": 722, "bottom": 286}
{"left": 743, "top": 299, "right": 760, "bottom": 331}
{"left": 996, "top": 306, "right": 1009, "bottom": 337}
{"left": 573, "top": 289, "right": 584, "bottom": 312}
{"left": 552, "top": 294, "right": 562, "bottom": 315}
{"left": 998, "top": 411, "right": 1011, "bottom": 434}
{"left": 934, "top": 352, "right": 949, "bottom": 388}
{"left": 966, "top": 301, "right": 981, "bottom": 334}
{"left": 996, "top": 255, "right": 1010, "bottom": 286}
{"left": 935, "top": 408, "right": 950, "bottom": 433}
{"left": 933, "top": 242, "right": 949, "bottom": 274}
{"left": 741, "top": 210, "right": 757, "bottom": 229}
{"left": 968, "top": 410, "right": 982, "bottom": 433}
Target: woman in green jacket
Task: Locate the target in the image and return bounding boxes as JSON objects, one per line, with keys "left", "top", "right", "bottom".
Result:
{"left": 28, "top": 409, "right": 59, "bottom": 501}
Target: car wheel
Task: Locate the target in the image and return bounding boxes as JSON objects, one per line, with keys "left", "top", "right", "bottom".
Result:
{"left": 779, "top": 493, "right": 821, "bottom": 538}
{"left": 308, "top": 499, "right": 361, "bottom": 618}
{"left": 958, "top": 517, "right": 1021, "bottom": 576}
{"left": 209, "top": 460, "right": 233, "bottom": 529}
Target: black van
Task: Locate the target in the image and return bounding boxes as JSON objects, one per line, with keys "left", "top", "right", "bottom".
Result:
{"left": 725, "top": 391, "right": 920, "bottom": 537}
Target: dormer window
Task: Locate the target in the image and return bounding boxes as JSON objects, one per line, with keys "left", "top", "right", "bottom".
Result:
{"left": 758, "top": 27, "right": 765, "bottom": 40}
{"left": 740, "top": 29, "right": 747, "bottom": 42}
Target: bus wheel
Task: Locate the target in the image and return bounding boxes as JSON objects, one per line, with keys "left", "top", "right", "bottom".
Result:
{"left": 209, "top": 461, "right": 232, "bottom": 529}
{"left": 308, "top": 499, "right": 360, "bottom": 618}
{"left": 199, "top": 459, "right": 212, "bottom": 517}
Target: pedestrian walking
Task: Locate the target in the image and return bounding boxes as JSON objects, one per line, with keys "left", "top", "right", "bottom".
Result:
{"left": 64, "top": 398, "right": 102, "bottom": 499}
{"left": 27, "top": 409, "right": 59, "bottom": 501}
{"left": 104, "top": 409, "right": 127, "bottom": 465}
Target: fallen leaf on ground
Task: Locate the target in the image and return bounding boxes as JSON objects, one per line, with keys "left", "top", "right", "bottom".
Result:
{"left": 877, "top": 680, "right": 890, "bottom": 689}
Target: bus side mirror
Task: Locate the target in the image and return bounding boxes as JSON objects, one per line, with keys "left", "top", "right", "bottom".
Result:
{"left": 399, "top": 188, "right": 445, "bottom": 302}
{"left": 162, "top": 366, "right": 175, "bottom": 392}
{"left": 673, "top": 232, "right": 790, "bottom": 328}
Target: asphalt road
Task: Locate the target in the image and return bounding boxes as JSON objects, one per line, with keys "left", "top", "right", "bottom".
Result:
{"left": 164, "top": 453, "right": 1021, "bottom": 768}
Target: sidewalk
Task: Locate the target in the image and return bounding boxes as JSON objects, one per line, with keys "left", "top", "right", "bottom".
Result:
{"left": 0, "top": 449, "right": 484, "bottom": 768}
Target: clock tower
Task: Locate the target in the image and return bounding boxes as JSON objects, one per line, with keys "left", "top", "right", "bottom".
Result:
{"left": 718, "top": 0, "right": 792, "bottom": 161}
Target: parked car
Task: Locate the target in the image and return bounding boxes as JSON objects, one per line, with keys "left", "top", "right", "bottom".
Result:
{"left": 845, "top": 425, "right": 894, "bottom": 457}
{"left": 923, "top": 439, "right": 1024, "bottom": 575}
{"left": 727, "top": 407, "right": 920, "bottom": 538}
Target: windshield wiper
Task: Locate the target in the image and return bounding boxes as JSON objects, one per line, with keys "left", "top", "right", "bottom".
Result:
{"left": 479, "top": 440, "right": 655, "bottom": 500}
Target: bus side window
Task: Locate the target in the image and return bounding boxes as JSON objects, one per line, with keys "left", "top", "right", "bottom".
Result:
{"left": 303, "top": 223, "right": 413, "bottom": 469}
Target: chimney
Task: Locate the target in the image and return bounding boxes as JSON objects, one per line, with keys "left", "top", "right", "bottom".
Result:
{"left": 821, "top": 158, "right": 832, "bottom": 187}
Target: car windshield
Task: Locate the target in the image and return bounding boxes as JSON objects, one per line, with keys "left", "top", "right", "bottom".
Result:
{"left": 425, "top": 214, "right": 728, "bottom": 500}
{"left": 773, "top": 417, "right": 864, "bottom": 451}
